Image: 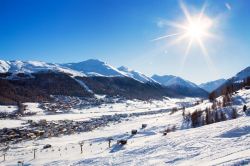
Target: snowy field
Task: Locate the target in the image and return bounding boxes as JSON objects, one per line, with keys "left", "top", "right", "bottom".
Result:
{"left": 0, "top": 105, "right": 17, "bottom": 114}
{"left": 0, "top": 90, "right": 250, "bottom": 165}
{"left": 20, "top": 97, "right": 196, "bottom": 122}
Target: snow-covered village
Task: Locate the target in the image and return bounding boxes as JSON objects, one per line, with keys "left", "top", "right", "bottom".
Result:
{"left": 1, "top": 0, "right": 250, "bottom": 166}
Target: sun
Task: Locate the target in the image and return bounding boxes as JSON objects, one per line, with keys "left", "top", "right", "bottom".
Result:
{"left": 153, "top": 2, "right": 215, "bottom": 57}
{"left": 185, "top": 16, "right": 212, "bottom": 40}
{"left": 183, "top": 12, "right": 214, "bottom": 43}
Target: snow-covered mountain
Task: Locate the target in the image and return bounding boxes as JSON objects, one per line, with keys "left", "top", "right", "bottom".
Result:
{"left": 117, "top": 66, "right": 157, "bottom": 83}
{"left": 0, "top": 60, "right": 85, "bottom": 77}
{"left": 63, "top": 59, "right": 125, "bottom": 77}
{"left": 233, "top": 66, "right": 250, "bottom": 81}
{"left": 210, "top": 66, "right": 250, "bottom": 97}
{"left": 0, "top": 59, "right": 212, "bottom": 101}
{"left": 152, "top": 74, "right": 208, "bottom": 97}
{"left": 199, "top": 79, "right": 226, "bottom": 93}
{"left": 152, "top": 75, "right": 197, "bottom": 88}
{"left": 63, "top": 59, "right": 159, "bottom": 83}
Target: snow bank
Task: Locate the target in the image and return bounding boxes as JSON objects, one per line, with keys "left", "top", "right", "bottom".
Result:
{"left": 0, "top": 105, "right": 17, "bottom": 114}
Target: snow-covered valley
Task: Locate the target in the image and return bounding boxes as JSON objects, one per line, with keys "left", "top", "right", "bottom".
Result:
{"left": 0, "top": 89, "right": 250, "bottom": 166}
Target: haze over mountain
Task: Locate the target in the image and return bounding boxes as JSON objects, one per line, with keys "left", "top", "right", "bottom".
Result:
{"left": 210, "top": 66, "right": 250, "bottom": 97}
{"left": 199, "top": 79, "right": 227, "bottom": 93}
{"left": 152, "top": 75, "right": 208, "bottom": 98}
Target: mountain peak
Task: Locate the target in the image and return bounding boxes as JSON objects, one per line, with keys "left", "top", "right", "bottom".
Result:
{"left": 199, "top": 79, "right": 226, "bottom": 93}
{"left": 118, "top": 66, "right": 129, "bottom": 72}
{"left": 235, "top": 66, "right": 250, "bottom": 80}
{"left": 151, "top": 74, "right": 208, "bottom": 97}
{"left": 0, "top": 60, "right": 85, "bottom": 77}
{"left": 118, "top": 66, "right": 157, "bottom": 83}
{"left": 63, "top": 59, "right": 124, "bottom": 77}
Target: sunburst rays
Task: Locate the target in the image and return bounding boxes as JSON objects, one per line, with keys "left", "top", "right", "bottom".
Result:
{"left": 153, "top": 1, "right": 218, "bottom": 73}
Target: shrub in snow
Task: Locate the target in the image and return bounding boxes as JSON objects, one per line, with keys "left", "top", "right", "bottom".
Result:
{"left": 220, "top": 111, "right": 227, "bottom": 121}
{"left": 211, "top": 102, "right": 217, "bottom": 110}
{"left": 231, "top": 108, "right": 238, "bottom": 119}
{"left": 170, "top": 107, "right": 178, "bottom": 115}
{"left": 205, "top": 107, "right": 220, "bottom": 125}
{"left": 131, "top": 130, "right": 137, "bottom": 135}
{"left": 191, "top": 110, "right": 204, "bottom": 127}
{"left": 222, "top": 94, "right": 232, "bottom": 107}
{"left": 171, "top": 125, "right": 176, "bottom": 132}
{"left": 215, "top": 111, "right": 221, "bottom": 122}
{"left": 209, "top": 92, "right": 216, "bottom": 102}
{"left": 141, "top": 124, "right": 147, "bottom": 129}
{"left": 163, "top": 125, "right": 177, "bottom": 135}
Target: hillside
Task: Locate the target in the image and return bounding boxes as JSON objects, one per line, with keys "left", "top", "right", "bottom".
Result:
{"left": 199, "top": 79, "right": 226, "bottom": 92}
{"left": 0, "top": 60, "right": 211, "bottom": 104}
{"left": 1, "top": 88, "right": 249, "bottom": 165}
{"left": 210, "top": 66, "right": 250, "bottom": 98}
{"left": 152, "top": 74, "right": 208, "bottom": 98}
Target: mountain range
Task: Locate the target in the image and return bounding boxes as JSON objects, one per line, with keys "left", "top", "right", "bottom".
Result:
{"left": 210, "top": 66, "right": 250, "bottom": 97}
{"left": 0, "top": 59, "right": 249, "bottom": 104}
{"left": 152, "top": 75, "right": 208, "bottom": 97}
{"left": 199, "top": 79, "right": 227, "bottom": 93}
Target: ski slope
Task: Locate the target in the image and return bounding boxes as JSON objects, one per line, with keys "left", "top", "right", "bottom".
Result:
{"left": 1, "top": 90, "right": 250, "bottom": 166}
{"left": 2, "top": 111, "right": 250, "bottom": 166}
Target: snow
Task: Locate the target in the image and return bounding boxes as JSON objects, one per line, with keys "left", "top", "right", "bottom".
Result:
{"left": 0, "top": 120, "right": 26, "bottom": 129}
{"left": 0, "top": 105, "right": 17, "bottom": 114}
{"left": 118, "top": 66, "right": 158, "bottom": 83}
{"left": 19, "top": 98, "right": 186, "bottom": 122}
{"left": 199, "top": 79, "right": 226, "bottom": 92}
{"left": 24, "top": 103, "right": 46, "bottom": 115}
{"left": 20, "top": 114, "right": 92, "bottom": 122}
{"left": 0, "top": 60, "right": 86, "bottom": 78}
{"left": 234, "top": 66, "right": 250, "bottom": 80}
{"left": 1, "top": 90, "right": 250, "bottom": 165}
{"left": 2, "top": 112, "right": 250, "bottom": 166}
{"left": 165, "top": 77, "right": 197, "bottom": 88}
{"left": 63, "top": 59, "right": 126, "bottom": 77}
{"left": 0, "top": 60, "right": 10, "bottom": 73}
{"left": 152, "top": 74, "right": 198, "bottom": 88}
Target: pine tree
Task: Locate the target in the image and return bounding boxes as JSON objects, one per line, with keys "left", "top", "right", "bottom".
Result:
{"left": 231, "top": 108, "right": 238, "bottom": 119}
{"left": 215, "top": 110, "right": 220, "bottom": 122}
{"left": 220, "top": 111, "right": 227, "bottom": 121}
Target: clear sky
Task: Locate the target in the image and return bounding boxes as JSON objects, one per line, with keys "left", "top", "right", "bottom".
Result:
{"left": 0, "top": 0, "right": 249, "bottom": 84}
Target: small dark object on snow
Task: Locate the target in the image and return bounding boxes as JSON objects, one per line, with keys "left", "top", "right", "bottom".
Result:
{"left": 27, "top": 120, "right": 33, "bottom": 123}
{"left": 163, "top": 132, "right": 167, "bottom": 136}
{"left": 245, "top": 86, "right": 250, "bottom": 90}
{"left": 142, "top": 124, "right": 147, "bottom": 129}
{"left": 107, "top": 137, "right": 114, "bottom": 148}
{"left": 43, "top": 144, "right": 52, "bottom": 149}
{"left": 243, "top": 105, "right": 247, "bottom": 112}
{"left": 131, "top": 130, "right": 137, "bottom": 135}
{"left": 117, "top": 139, "right": 127, "bottom": 145}
{"left": 17, "top": 161, "right": 24, "bottom": 166}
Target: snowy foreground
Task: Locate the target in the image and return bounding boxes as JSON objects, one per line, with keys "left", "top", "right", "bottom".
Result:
{"left": 1, "top": 90, "right": 250, "bottom": 165}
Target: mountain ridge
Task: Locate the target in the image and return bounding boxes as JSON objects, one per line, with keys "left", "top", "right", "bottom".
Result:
{"left": 152, "top": 74, "right": 208, "bottom": 98}
{"left": 199, "top": 79, "right": 226, "bottom": 93}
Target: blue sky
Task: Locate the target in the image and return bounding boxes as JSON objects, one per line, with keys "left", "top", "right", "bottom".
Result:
{"left": 0, "top": 0, "right": 249, "bottom": 84}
